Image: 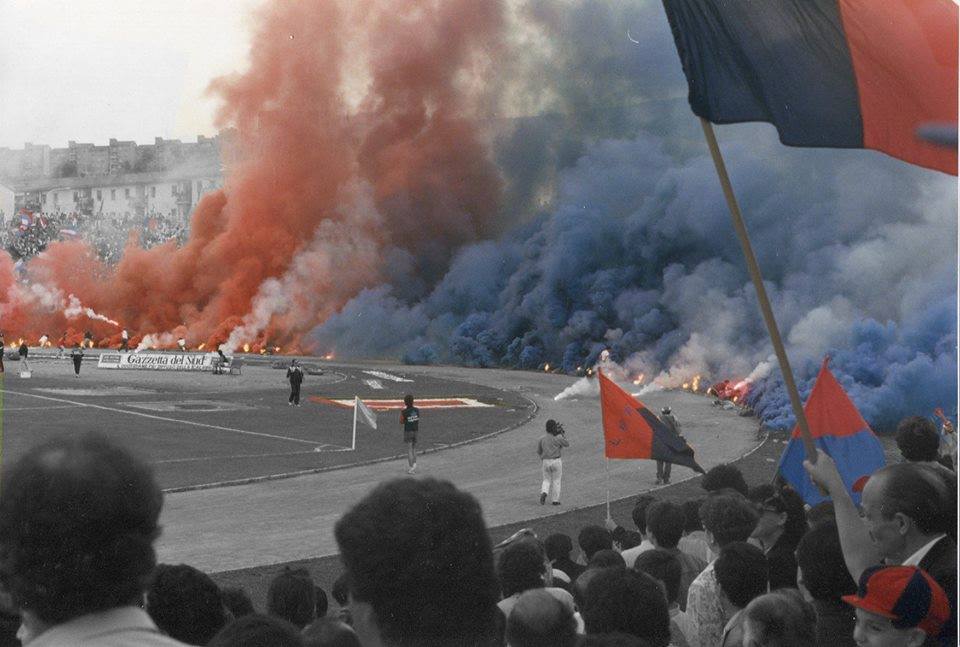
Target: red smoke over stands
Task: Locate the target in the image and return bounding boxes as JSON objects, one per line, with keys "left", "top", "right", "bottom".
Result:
{"left": 0, "top": 0, "right": 504, "bottom": 351}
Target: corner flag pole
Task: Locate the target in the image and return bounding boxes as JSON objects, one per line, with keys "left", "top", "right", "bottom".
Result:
{"left": 700, "top": 118, "right": 817, "bottom": 462}
{"left": 351, "top": 396, "right": 359, "bottom": 451}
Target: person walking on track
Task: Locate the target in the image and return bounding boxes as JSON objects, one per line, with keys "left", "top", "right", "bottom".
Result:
{"left": 400, "top": 394, "right": 420, "bottom": 474}
{"left": 537, "top": 419, "right": 569, "bottom": 506}
{"left": 286, "top": 359, "right": 304, "bottom": 406}
{"left": 70, "top": 344, "right": 84, "bottom": 377}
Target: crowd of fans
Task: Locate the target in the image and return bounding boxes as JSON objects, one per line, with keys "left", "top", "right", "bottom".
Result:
{"left": 2, "top": 211, "right": 186, "bottom": 266}
{"left": 0, "top": 414, "right": 954, "bottom": 646}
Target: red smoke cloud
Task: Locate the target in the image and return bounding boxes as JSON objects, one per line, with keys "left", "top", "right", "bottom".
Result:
{"left": 0, "top": 0, "right": 504, "bottom": 352}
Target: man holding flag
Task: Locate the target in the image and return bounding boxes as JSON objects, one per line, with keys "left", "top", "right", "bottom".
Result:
{"left": 599, "top": 370, "right": 703, "bottom": 477}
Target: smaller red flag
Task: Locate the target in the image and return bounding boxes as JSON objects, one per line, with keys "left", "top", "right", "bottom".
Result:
{"left": 599, "top": 370, "right": 653, "bottom": 459}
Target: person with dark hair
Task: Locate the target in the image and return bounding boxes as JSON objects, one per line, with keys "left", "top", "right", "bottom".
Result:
{"left": 644, "top": 500, "right": 706, "bottom": 612}
{"left": 795, "top": 521, "right": 857, "bottom": 647}
{"left": 805, "top": 501, "right": 836, "bottom": 528}
{"left": 537, "top": 419, "right": 569, "bottom": 505}
{"left": 633, "top": 550, "right": 687, "bottom": 647}
{"left": 677, "top": 498, "right": 712, "bottom": 565}
{"left": 700, "top": 463, "right": 749, "bottom": 496}
{"left": 617, "top": 531, "right": 643, "bottom": 552}
{"left": 581, "top": 568, "right": 671, "bottom": 647}
{"left": 496, "top": 539, "right": 578, "bottom": 624}
{"left": 330, "top": 573, "right": 351, "bottom": 625}
{"left": 742, "top": 589, "right": 817, "bottom": 647}
{"left": 207, "top": 614, "right": 304, "bottom": 647}
{"left": 680, "top": 494, "right": 759, "bottom": 647}
{"left": 578, "top": 526, "right": 614, "bottom": 563}
{"left": 544, "top": 533, "right": 585, "bottom": 583}
{"left": 505, "top": 589, "right": 577, "bottom": 647}
{"left": 656, "top": 407, "right": 679, "bottom": 484}
{"left": 315, "top": 586, "right": 329, "bottom": 620}
{"left": 587, "top": 550, "right": 626, "bottom": 570}
{"left": 747, "top": 484, "right": 808, "bottom": 590}
{"left": 221, "top": 587, "right": 256, "bottom": 619}
{"left": 267, "top": 567, "right": 317, "bottom": 630}
{"left": 334, "top": 478, "right": 501, "bottom": 647}
{"left": 896, "top": 416, "right": 955, "bottom": 475}
{"left": 286, "top": 359, "right": 304, "bottom": 406}
{"left": 70, "top": 343, "right": 83, "bottom": 377}
{"left": 805, "top": 454, "right": 957, "bottom": 645}
{"left": 399, "top": 394, "right": 419, "bottom": 474}
{"left": 145, "top": 564, "right": 229, "bottom": 645}
{"left": 302, "top": 617, "right": 361, "bottom": 647}
{"left": 618, "top": 495, "right": 657, "bottom": 566}
{"left": 843, "top": 565, "right": 950, "bottom": 647}
{"left": 0, "top": 434, "right": 186, "bottom": 645}
{"left": 713, "top": 542, "right": 768, "bottom": 647}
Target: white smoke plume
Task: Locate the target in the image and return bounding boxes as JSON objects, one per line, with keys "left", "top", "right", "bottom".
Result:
{"left": 64, "top": 294, "right": 120, "bottom": 327}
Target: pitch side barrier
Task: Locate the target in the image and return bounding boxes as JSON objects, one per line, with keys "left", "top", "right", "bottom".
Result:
{"left": 98, "top": 351, "right": 234, "bottom": 372}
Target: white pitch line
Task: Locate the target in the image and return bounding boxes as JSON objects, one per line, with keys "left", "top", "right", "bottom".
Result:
{"left": 1, "top": 405, "right": 80, "bottom": 411}
{"left": 1, "top": 389, "right": 321, "bottom": 447}
{"left": 152, "top": 445, "right": 348, "bottom": 464}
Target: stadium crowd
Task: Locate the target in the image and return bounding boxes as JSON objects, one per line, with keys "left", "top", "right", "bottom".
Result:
{"left": 3, "top": 211, "right": 186, "bottom": 266}
{"left": 0, "top": 415, "right": 954, "bottom": 647}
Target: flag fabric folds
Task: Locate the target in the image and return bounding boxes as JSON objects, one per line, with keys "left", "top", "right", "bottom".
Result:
{"left": 599, "top": 370, "right": 704, "bottom": 473}
{"left": 661, "top": 0, "right": 958, "bottom": 175}
{"left": 778, "top": 358, "right": 886, "bottom": 506}
{"left": 355, "top": 396, "right": 378, "bottom": 430}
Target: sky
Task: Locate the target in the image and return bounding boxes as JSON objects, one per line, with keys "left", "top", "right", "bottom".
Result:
{"left": 0, "top": 0, "right": 263, "bottom": 149}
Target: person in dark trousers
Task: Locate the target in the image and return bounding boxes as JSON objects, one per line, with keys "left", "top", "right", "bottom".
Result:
{"left": 286, "top": 359, "right": 304, "bottom": 406}
{"left": 214, "top": 349, "right": 228, "bottom": 375}
{"left": 0, "top": 333, "right": 5, "bottom": 374}
{"left": 70, "top": 344, "right": 84, "bottom": 377}
{"left": 657, "top": 407, "right": 679, "bottom": 484}
{"left": 400, "top": 394, "right": 420, "bottom": 474}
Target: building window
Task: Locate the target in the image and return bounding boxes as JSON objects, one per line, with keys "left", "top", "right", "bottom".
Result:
{"left": 111, "top": 189, "right": 116, "bottom": 200}
{"left": 125, "top": 188, "right": 130, "bottom": 198}
{"left": 151, "top": 186, "right": 156, "bottom": 198}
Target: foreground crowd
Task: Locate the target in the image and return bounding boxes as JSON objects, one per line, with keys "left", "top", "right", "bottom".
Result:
{"left": 0, "top": 416, "right": 954, "bottom": 647}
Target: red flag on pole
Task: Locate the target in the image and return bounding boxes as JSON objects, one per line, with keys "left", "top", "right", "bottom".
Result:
{"left": 599, "top": 370, "right": 705, "bottom": 472}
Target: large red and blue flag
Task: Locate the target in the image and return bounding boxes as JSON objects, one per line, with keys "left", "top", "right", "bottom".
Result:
{"left": 599, "top": 370, "right": 704, "bottom": 473}
{"left": 778, "top": 358, "right": 886, "bottom": 506}
{"left": 661, "top": 0, "right": 958, "bottom": 175}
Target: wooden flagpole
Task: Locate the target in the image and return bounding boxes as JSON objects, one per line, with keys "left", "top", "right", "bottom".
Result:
{"left": 605, "top": 456, "right": 611, "bottom": 520}
{"left": 699, "top": 118, "right": 817, "bottom": 461}
{"left": 351, "top": 396, "right": 359, "bottom": 451}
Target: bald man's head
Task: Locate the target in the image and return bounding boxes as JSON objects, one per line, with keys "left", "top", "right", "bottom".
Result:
{"left": 506, "top": 589, "right": 577, "bottom": 647}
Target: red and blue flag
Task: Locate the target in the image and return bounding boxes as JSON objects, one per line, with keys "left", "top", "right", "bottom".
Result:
{"left": 599, "top": 370, "right": 704, "bottom": 473}
{"left": 778, "top": 358, "right": 886, "bottom": 506}
{"left": 661, "top": 0, "right": 958, "bottom": 175}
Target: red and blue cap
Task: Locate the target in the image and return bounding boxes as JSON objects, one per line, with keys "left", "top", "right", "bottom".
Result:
{"left": 842, "top": 565, "right": 950, "bottom": 637}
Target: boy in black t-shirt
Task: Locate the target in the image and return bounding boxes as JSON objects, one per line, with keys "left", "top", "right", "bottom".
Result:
{"left": 400, "top": 394, "right": 420, "bottom": 474}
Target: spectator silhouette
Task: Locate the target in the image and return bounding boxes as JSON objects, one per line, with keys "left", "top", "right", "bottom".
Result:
{"left": 743, "top": 589, "right": 817, "bottom": 647}
{"left": 334, "top": 478, "right": 501, "bottom": 647}
{"left": 581, "top": 568, "right": 671, "bottom": 647}
{"left": 267, "top": 567, "right": 317, "bottom": 630}
{"left": 146, "top": 564, "right": 229, "bottom": 645}
{"left": 208, "top": 613, "right": 304, "bottom": 647}
{"left": 795, "top": 520, "right": 857, "bottom": 646}
{"left": 505, "top": 589, "right": 577, "bottom": 647}
{"left": 0, "top": 434, "right": 187, "bottom": 645}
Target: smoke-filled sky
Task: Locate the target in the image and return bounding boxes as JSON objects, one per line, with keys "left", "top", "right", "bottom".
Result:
{"left": 0, "top": 0, "right": 955, "bottom": 431}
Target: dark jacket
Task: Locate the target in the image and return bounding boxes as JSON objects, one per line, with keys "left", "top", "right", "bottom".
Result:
{"left": 918, "top": 536, "right": 957, "bottom": 646}
{"left": 812, "top": 599, "right": 856, "bottom": 647}
{"left": 286, "top": 366, "right": 304, "bottom": 386}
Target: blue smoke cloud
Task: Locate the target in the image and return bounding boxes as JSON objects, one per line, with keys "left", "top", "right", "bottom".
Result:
{"left": 313, "top": 0, "right": 957, "bottom": 433}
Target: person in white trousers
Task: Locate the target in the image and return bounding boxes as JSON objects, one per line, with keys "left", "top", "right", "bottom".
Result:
{"left": 538, "top": 419, "right": 569, "bottom": 506}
